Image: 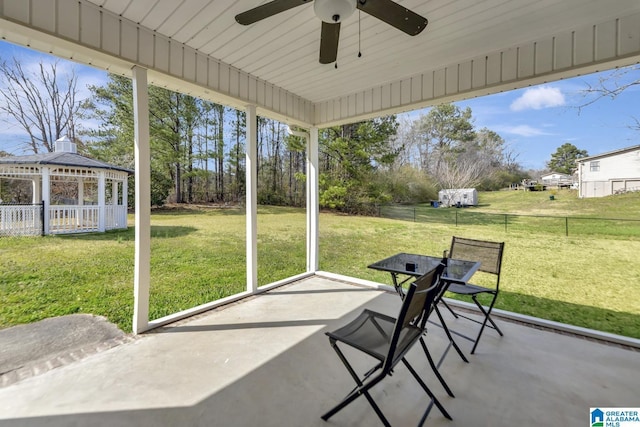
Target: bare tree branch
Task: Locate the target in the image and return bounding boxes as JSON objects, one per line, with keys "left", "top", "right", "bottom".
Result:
{"left": 577, "top": 65, "right": 640, "bottom": 115}
{"left": 0, "top": 58, "right": 82, "bottom": 153}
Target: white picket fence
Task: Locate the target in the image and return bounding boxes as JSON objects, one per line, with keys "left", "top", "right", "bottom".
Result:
{"left": 0, "top": 204, "right": 43, "bottom": 236}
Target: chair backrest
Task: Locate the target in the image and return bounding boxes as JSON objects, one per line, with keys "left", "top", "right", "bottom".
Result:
{"left": 413, "top": 261, "right": 447, "bottom": 329}
{"left": 449, "top": 236, "right": 505, "bottom": 277}
{"left": 385, "top": 265, "right": 441, "bottom": 368}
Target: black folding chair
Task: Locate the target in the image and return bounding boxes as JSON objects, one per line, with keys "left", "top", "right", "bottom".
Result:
{"left": 321, "top": 266, "right": 452, "bottom": 427}
{"left": 441, "top": 236, "right": 505, "bottom": 354}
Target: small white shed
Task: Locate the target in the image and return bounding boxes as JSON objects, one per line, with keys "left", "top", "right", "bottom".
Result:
{"left": 438, "top": 188, "right": 478, "bottom": 207}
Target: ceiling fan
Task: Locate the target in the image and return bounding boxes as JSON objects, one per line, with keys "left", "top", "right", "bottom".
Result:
{"left": 235, "top": 0, "right": 428, "bottom": 64}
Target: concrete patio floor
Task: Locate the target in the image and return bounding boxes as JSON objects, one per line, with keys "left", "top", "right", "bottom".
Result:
{"left": 0, "top": 275, "right": 638, "bottom": 427}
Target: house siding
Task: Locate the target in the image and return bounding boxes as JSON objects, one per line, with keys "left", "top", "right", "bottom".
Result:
{"left": 577, "top": 147, "right": 640, "bottom": 198}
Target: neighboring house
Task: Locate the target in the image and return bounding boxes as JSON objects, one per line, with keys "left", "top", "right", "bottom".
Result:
{"left": 540, "top": 172, "right": 573, "bottom": 188}
{"left": 576, "top": 145, "right": 640, "bottom": 198}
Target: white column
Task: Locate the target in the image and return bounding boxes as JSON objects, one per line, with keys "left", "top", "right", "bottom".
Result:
{"left": 78, "top": 178, "right": 84, "bottom": 206}
{"left": 306, "top": 127, "right": 319, "bottom": 272}
{"left": 42, "top": 167, "right": 50, "bottom": 235}
{"left": 32, "top": 177, "right": 41, "bottom": 204}
{"left": 245, "top": 104, "right": 258, "bottom": 293}
{"left": 123, "top": 176, "right": 129, "bottom": 228}
{"left": 77, "top": 178, "right": 84, "bottom": 228}
{"left": 98, "top": 171, "right": 106, "bottom": 232}
{"left": 132, "top": 66, "right": 151, "bottom": 334}
{"left": 112, "top": 181, "right": 118, "bottom": 206}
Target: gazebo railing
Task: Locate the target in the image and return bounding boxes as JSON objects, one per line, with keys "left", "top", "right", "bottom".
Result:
{"left": 49, "top": 205, "right": 100, "bottom": 234}
{"left": 105, "top": 205, "right": 128, "bottom": 230}
{"left": 0, "top": 202, "right": 44, "bottom": 237}
{"left": 49, "top": 205, "right": 128, "bottom": 234}
{"left": 1, "top": 203, "right": 127, "bottom": 235}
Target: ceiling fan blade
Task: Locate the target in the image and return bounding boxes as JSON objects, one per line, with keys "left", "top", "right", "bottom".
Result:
{"left": 319, "top": 21, "right": 340, "bottom": 64}
{"left": 236, "top": 0, "right": 312, "bottom": 25}
{"left": 357, "top": 0, "right": 428, "bottom": 36}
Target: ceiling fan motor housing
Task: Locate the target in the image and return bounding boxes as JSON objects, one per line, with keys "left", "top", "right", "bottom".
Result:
{"left": 314, "top": 0, "right": 356, "bottom": 23}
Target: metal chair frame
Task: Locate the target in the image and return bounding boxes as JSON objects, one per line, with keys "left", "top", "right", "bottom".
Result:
{"left": 441, "top": 236, "right": 505, "bottom": 354}
{"left": 321, "top": 265, "right": 452, "bottom": 426}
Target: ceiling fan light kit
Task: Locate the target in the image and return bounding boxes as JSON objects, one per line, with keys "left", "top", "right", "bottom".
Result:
{"left": 314, "top": 0, "right": 356, "bottom": 23}
{"left": 236, "top": 0, "right": 428, "bottom": 64}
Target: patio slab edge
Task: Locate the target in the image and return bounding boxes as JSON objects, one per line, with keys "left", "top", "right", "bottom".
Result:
{"left": 314, "top": 271, "right": 640, "bottom": 350}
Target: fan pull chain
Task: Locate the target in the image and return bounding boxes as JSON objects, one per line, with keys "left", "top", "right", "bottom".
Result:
{"left": 358, "top": 10, "right": 362, "bottom": 58}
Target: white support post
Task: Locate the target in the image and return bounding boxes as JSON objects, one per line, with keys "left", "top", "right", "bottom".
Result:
{"left": 123, "top": 177, "right": 129, "bottom": 227}
{"left": 42, "top": 167, "right": 50, "bottom": 235}
{"left": 78, "top": 178, "right": 84, "bottom": 206}
{"left": 123, "top": 177, "right": 128, "bottom": 207}
{"left": 132, "top": 66, "right": 151, "bottom": 334}
{"left": 245, "top": 104, "right": 258, "bottom": 293}
{"left": 112, "top": 181, "right": 117, "bottom": 206}
{"left": 98, "top": 171, "right": 106, "bottom": 231}
{"left": 77, "top": 177, "right": 84, "bottom": 228}
{"left": 306, "top": 127, "right": 319, "bottom": 272}
{"left": 32, "top": 177, "right": 41, "bottom": 204}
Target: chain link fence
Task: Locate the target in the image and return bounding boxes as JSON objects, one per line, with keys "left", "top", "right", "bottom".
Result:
{"left": 0, "top": 202, "right": 45, "bottom": 237}
{"left": 377, "top": 204, "right": 640, "bottom": 237}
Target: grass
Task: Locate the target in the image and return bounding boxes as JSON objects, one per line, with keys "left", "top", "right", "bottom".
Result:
{"left": 382, "top": 189, "right": 640, "bottom": 237}
{"left": 1, "top": 191, "right": 639, "bottom": 339}
{"left": 471, "top": 188, "right": 640, "bottom": 218}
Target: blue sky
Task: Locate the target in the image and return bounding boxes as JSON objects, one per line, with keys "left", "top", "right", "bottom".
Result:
{"left": 0, "top": 40, "right": 638, "bottom": 170}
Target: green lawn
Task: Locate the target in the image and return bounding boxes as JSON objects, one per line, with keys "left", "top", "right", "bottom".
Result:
{"left": 1, "top": 192, "right": 639, "bottom": 339}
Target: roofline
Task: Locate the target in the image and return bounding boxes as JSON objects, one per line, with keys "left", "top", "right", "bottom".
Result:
{"left": 0, "top": 158, "right": 133, "bottom": 174}
{"left": 576, "top": 144, "right": 640, "bottom": 163}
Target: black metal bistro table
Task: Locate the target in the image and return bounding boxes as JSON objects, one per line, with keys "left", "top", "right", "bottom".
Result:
{"left": 368, "top": 252, "right": 480, "bottom": 298}
{"left": 368, "top": 252, "right": 481, "bottom": 365}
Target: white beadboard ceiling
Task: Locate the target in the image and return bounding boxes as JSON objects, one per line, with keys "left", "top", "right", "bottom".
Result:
{"left": 84, "top": 0, "right": 640, "bottom": 101}
{"left": 2, "top": 0, "right": 640, "bottom": 126}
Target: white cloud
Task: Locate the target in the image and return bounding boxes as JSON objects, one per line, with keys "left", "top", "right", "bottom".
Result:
{"left": 493, "top": 124, "right": 551, "bottom": 137}
{"left": 510, "top": 86, "right": 566, "bottom": 111}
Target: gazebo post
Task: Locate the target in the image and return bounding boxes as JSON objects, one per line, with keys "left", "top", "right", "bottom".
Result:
{"left": 41, "top": 166, "right": 50, "bottom": 235}
{"left": 111, "top": 180, "right": 117, "bottom": 228}
{"left": 77, "top": 177, "right": 84, "bottom": 228}
{"left": 123, "top": 177, "right": 128, "bottom": 227}
{"left": 98, "top": 171, "right": 106, "bottom": 232}
{"left": 32, "top": 177, "right": 41, "bottom": 204}
{"left": 78, "top": 178, "right": 84, "bottom": 206}
{"left": 111, "top": 181, "right": 117, "bottom": 205}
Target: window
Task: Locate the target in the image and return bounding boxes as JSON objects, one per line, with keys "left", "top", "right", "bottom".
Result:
{"left": 590, "top": 161, "right": 600, "bottom": 172}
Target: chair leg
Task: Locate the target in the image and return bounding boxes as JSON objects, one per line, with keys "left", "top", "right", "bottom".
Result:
{"left": 402, "top": 358, "right": 452, "bottom": 421}
{"left": 434, "top": 305, "right": 469, "bottom": 363}
{"left": 470, "top": 296, "right": 502, "bottom": 354}
{"left": 321, "top": 342, "right": 390, "bottom": 426}
{"left": 470, "top": 294, "right": 502, "bottom": 333}
{"left": 440, "top": 299, "right": 459, "bottom": 319}
{"left": 419, "top": 337, "right": 454, "bottom": 397}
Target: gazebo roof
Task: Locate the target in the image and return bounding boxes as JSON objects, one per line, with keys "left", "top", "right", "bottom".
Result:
{"left": 0, "top": 152, "right": 133, "bottom": 174}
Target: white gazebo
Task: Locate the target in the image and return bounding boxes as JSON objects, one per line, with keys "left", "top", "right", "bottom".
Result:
{"left": 0, "top": 137, "right": 131, "bottom": 236}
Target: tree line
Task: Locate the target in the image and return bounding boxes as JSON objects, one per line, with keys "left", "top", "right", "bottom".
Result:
{"left": 2, "top": 59, "right": 565, "bottom": 212}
